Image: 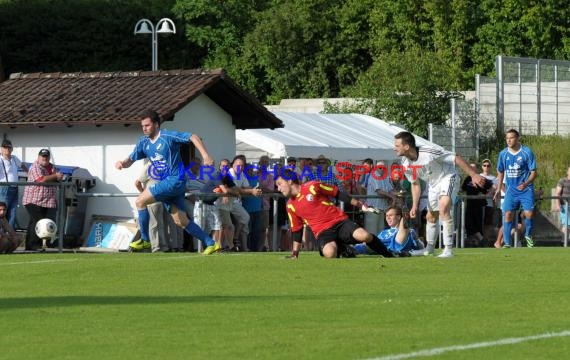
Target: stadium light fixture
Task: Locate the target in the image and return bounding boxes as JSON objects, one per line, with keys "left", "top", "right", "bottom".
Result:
{"left": 134, "top": 18, "right": 176, "bottom": 71}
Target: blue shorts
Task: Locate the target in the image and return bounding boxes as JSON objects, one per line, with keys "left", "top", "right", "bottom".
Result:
{"left": 148, "top": 177, "right": 187, "bottom": 212}
{"left": 561, "top": 207, "right": 570, "bottom": 226}
{"left": 502, "top": 188, "right": 534, "bottom": 212}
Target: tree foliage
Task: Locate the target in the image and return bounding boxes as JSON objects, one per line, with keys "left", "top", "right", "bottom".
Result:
{"left": 0, "top": 0, "right": 198, "bottom": 74}
{"left": 2, "top": 0, "right": 570, "bottom": 134}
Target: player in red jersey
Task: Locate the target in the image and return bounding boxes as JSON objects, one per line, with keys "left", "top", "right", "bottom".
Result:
{"left": 275, "top": 169, "right": 394, "bottom": 259}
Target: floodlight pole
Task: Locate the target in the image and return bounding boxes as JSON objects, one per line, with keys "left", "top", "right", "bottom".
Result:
{"left": 134, "top": 18, "right": 176, "bottom": 71}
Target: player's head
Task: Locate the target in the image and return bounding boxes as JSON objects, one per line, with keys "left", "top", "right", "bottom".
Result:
{"left": 140, "top": 110, "right": 161, "bottom": 138}
{"left": 394, "top": 131, "right": 416, "bottom": 157}
{"left": 384, "top": 206, "right": 403, "bottom": 227}
{"left": 505, "top": 129, "right": 520, "bottom": 148}
{"left": 276, "top": 169, "right": 300, "bottom": 197}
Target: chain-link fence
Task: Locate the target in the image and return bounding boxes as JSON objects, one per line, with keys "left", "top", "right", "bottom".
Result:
{"left": 428, "top": 98, "right": 478, "bottom": 160}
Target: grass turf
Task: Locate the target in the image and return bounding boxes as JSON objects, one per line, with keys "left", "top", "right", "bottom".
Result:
{"left": 1, "top": 248, "right": 569, "bottom": 359}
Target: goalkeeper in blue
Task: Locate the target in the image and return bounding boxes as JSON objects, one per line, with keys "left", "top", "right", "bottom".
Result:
{"left": 353, "top": 206, "right": 424, "bottom": 256}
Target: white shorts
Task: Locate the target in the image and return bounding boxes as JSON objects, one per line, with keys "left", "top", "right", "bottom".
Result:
{"left": 426, "top": 174, "right": 459, "bottom": 213}
{"left": 193, "top": 202, "right": 222, "bottom": 233}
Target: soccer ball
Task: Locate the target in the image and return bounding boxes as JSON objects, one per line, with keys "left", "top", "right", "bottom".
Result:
{"left": 35, "top": 218, "right": 57, "bottom": 241}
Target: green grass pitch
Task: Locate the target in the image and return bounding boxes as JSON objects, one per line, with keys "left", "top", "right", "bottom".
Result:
{"left": 1, "top": 248, "right": 569, "bottom": 359}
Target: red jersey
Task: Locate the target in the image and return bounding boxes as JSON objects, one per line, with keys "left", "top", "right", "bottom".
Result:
{"left": 286, "top": 181, "right": 348, "bottom": 238}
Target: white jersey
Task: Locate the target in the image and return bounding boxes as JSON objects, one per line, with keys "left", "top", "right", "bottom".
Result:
{"left": 401, "top": 146, "right": 456, "bottom": 186}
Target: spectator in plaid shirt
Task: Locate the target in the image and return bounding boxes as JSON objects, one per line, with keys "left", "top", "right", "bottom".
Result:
{"left": 22, "top": 149, "right": 63, "bottom": 250}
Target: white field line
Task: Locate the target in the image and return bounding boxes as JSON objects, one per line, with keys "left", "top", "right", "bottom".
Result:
{"left": 0, "top": 259, "right": 79, "bottom": 266}
{"left": 364, "top": 330, "right": 570, "bottom": 360}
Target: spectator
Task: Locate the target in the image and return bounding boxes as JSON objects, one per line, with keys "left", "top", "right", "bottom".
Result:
{"left": 461, "top": 163, "right": 493, "bottom": 247}
{"left": 287, "top": 157, "right": 302, "bottom": 178}
{"left": 554, "top": 166, "right": 570, "bottom": 232}
{"left": 193, "top": 164, "right": 235, "bottom": 252}
{"left": 493, "top": 129, "right": 538, "bottom": 248}
{"left": 257, "top": 155, "right": 275, "bottom": 251}
{"left": 365, "top": 161, "right": 395, "bottom": 234}
{"left": 315, "top": 155, "right": 345, "bottom": 192}
{"left": 353, "top": 206, "right": 424, "bottom": 256}
{"left": 356, "top": 158, "right": 373, "bottom": 195}
{"left": 0, "top": 139, "right": 27, "bottom": 228}
{"left": 22, "top": 149, "right": 63, "bottom": 251}
{"left": 0, "top": 201, "right": 21, "bottom": 253}
{"left": 185, "top": 157, "right": 207, "bottom": 251}
{"left": 241, "top": 165, "right": 263, "bottom": 251}
{"left": 480, "top": 158, "right": 499, "bottom": 239}
{"left": 228, "top": 155, "right": 263, "bottom": 251}
{"left": 216, "top": 158, "right": 236, "bottom": 250}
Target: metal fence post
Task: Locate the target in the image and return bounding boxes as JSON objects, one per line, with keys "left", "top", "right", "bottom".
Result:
{"left": 272, "top": 196, "right": 278, "bottom": 251}
{"left": 57, "top": 182, "right": 65, "bottom": 253}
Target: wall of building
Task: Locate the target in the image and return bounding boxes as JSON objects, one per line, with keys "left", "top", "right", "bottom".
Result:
{"left": 1, "top": 94, "right": 237, "bottom": 239}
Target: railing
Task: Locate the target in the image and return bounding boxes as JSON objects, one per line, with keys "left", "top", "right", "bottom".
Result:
{"left": 4, "top": 181, "right": 569, "bottom": 253}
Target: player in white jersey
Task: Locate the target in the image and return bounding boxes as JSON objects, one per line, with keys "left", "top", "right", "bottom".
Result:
{"left": 394, "top": 131, "right": 487, "bottom": 258}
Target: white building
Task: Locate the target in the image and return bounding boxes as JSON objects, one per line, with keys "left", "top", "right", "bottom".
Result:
{"left": 0, "top": 69, "right": 282, "bottom": 237}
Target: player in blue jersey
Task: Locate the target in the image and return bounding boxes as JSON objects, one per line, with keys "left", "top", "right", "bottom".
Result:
{"left": 353, "top": 206, "right": 424, "bottom": 256}
{"left": 493, "top": 129, "right": 537, "bottom": 248}
{"left": 115, "top": 110, "right": 219, "bottom": 254}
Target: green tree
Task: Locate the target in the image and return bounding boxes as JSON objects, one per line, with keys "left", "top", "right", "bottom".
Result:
{"left": 334, "top": 48, "right": 462, "bottom": 137}
{"left": 172, "top": 0, "right": 271, "bottom": 72}
{"left": 233, "top": 0, "right": 373, "bottom": 103}
{"left": 0, "top": 0, "right": 197, "bottom": 75}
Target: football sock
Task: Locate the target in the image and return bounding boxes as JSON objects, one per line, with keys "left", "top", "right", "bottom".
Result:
{"left": 367, "top": 235, "right": 394, "bottom": 257}
{"left": 185, "top": 221, "right": 215, "bottom": 247}
{"left": 426, "top": 221, "right": 438, "bottom": 247}
{"left": 503, "top": 220, "right": 513, "bottom": 246}
{"left": 524, "top": 218, "right": 533, "bottom": 237}
{"left": 441, "top": 218, "right": 454, "bottom": 249}
{"left": 137, "top": 208, "right": 150, "bottom": 241}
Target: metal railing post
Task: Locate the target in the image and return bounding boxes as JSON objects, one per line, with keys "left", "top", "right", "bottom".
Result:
{"left": 272, "top": 196, "right": 278, "bottom": 251}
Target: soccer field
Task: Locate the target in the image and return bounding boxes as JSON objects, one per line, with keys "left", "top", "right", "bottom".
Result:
{"left": 1, "top": 249, "right": 569, "bottom": 360}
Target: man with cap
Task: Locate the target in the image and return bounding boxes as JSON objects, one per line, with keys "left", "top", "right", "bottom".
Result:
{"left": 22, "top": 149, "right": 63, "bottom": 250}
{"left": 0, "top": 139, "right": 27, "bottom": 229}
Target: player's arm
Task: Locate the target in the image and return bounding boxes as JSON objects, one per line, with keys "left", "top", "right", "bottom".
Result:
{"left": 409, "top": 181, "right": 421, "bottom": 218}
{"left": 116, "top": 157, "right": 135, "bottom": 170}
{"left": 518, "top": 170, "right": 537, "bottom": 191}
{"left": 395, "top": 213, "right": 409, "bottom": 244}
{"left": 190, "top": 134, "right": 213, "bottom": 166}
{"left": 336, "top": 190, "right": 366, "bottom": 210}
{"left": 455, "top": 154, "right": 485, "bottom": 187}
{"left": 285, "top": 203, "right": 304, "bottom": 259}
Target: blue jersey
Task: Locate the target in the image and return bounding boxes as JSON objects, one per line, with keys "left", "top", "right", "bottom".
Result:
{"left": 353, "top": 227, "right": 419, "bottom": 255}
{"left": 129, "top": 129, "right": 191, "bottom": 178}
{"left": 378, "top": 227, "right": 419, "bottom": 254}
{"left": 496, "top": 145, "right": 536, "bottom": 193}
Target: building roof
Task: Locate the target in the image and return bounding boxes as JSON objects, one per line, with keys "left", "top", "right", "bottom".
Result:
{"left": 0, "top": 69, "right": 283, "bottom": 129}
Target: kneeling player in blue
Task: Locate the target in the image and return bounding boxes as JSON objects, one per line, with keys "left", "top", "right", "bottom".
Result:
{"left": 115, "top": 109, "right": 219, "bottom": 254}
{"left": 353, "top": 206, "right": 424, "bottom": 256}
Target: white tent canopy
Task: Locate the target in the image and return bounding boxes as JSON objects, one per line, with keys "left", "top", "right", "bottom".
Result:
{"left": 236, "top": 111, "right": 438, "bottom": 162}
